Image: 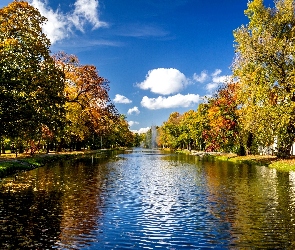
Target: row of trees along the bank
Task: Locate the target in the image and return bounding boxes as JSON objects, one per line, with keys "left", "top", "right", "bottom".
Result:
{"left": 157, "top": 0, "right": 295, "bottom": 158}
{"left": 0, "top": 1, "right": 136, "bottom": 155}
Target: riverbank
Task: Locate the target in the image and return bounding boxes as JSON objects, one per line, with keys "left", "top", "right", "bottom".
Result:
{"left": 177, "top": 149, "right": 295, "bottom": 172}
{"left": 0, "top": 150, "right": 114, "bottom": 178}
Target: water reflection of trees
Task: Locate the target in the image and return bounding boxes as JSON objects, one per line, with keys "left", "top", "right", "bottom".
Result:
{"left": 0, "top": 157, "right": 108, "bottom": 249}
{"left": 0, "top": 189, "right": 63, "bottom": 249}
{"left": 56, "top": 160, "right": 107, "bottom": 249}
{"left": 204, "top": 161, "right": 295, "bottom": 248}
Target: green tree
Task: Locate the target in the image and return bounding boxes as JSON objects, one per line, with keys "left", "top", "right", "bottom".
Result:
{"left": 159, "top": 107, "right": 209, "bottom": 151}
{"left": 0, "top": 1, "right": 65, "bottom": 152}
{"left": 195, "top": 103, "right": 209, "bottom": 151}
{"left": 159, "top": 112, "right": 182, "bottom": 149}
{"left": 178, "top": 110, "right": 200, "bottom": 150}
{"left": 233, "top": 0, "right": 295, "bottom": 158}
{"left": 106, "top": 115, "right": 135, "bottom": 148}
{"left": 133, "top": 133, "right": 143, "bottom": 147}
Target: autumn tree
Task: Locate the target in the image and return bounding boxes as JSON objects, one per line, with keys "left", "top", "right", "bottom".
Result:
{"left": 233, "top": 0, "right": 295, "bottom": 158}
{"left": 0, "top": 1, "right": 65, "bottom": 153}
{"left": 203, "top": 82, "right": 242, "bottom": 153}
{"left": 53, "top": 52, "right": 119, "bottom": 149}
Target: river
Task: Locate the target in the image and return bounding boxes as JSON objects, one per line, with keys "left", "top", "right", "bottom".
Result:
{"left": 1, "top": 149, "right": 295, "bottom": 249}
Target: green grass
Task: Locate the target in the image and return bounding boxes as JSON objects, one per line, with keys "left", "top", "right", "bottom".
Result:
{"left": 214, "top": 154, "right": 276, "bottom": 166}
{"left": 170, "top": 150, "right": 295, "bottom": 171}
{"left": 213, "top": 153, "right": 295, "bottom": 171}
{"left": 269, "top": 159, "right": 295, "bottom": 172}
{"left": 0, "top": 161, "right": 34, "bottom": 178}
{"left": 0, "top": 150, "right": 110, "bottom": 178}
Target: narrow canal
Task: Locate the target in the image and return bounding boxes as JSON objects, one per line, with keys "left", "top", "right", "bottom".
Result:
{"left": 1, "top": 149, "right": 295, "bottom": 249}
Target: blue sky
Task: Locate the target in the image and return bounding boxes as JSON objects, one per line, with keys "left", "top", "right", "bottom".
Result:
{"left": 1, "top": 0, "right": 274, "bottom": 133}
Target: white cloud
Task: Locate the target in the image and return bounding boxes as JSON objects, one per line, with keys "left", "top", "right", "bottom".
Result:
{"left": 212, "top": 69, "right": 222, "bottom": 77}
{"left": 206, "top": 83, "right": 219, "bottom": 92}
{"left": 118, "top": 24, "right": 169, "bottom": 38}
{"left": 137, "top": 68, "right": 189, "bottom": 95}
{"left": 141, "top": 93, "right": 200, "bottom": 110}
{"left": 70, "top": 0, "right": 108, "bottom": 32}
{"left": 206, "top": 69, "right": 229, "bottom": 92}
{"left": 30, "top": 0, "right": 68, "bottom": 43}
{"left": 212, "top": 75, "right": 228, "bottom": 84}
{"left": 131, "top": 127, "right": 150, "bottom": 134}
{"left": 193, "top": 70, "right": 208, "bottom": 83}
{"left": 127, "top": 106, "right": 140, "bottom": 115}
{"left": 128, "top": 121, "right": 139, "bottom": 127}
{"left": 113, "top": 94, "right": 132, "bottom": 104}
{"left": 29, "top": 0, "right": 107, "bottom": 44}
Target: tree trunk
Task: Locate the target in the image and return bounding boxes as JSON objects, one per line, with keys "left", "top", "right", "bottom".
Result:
{"left": 276, "top": 126, "right": 295, "bottom": 159}
{"left": 276, "top": 139, "right": 293, "bottom": 159}
{"left": 246, "top": 133, "right": 254, "bottom": 155}
{"left": 237, "top": 144, "right": 246, "bottom": 156}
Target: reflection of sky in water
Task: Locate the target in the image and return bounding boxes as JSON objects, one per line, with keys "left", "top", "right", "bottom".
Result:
{"left": 95, "top": 152, "right": 232, "bottom": 249}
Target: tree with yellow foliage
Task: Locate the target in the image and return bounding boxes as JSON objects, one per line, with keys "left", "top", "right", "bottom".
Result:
{"left": 233, "top": 0, "right": 295, "bottom": 158}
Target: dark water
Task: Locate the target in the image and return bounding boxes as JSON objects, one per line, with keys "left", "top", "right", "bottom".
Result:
{"left": 1, "top": 149, "right": 295, "bottom": 249}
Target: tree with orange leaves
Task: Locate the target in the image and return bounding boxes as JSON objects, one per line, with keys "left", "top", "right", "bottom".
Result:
{"left": 53, "top": 52, "right": 119, "bottom": 149}
{"left": 203, "top": 81, "right": 243, "bottom": 154}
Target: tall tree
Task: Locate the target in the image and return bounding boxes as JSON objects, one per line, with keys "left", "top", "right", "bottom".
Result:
{"left": 179, "top": 110, "right": 199, "bottom": 150}
{"left": 233, "top": 0, "right": 295, "bottom": 158}
{"left": 53, "top": 52, "right": 119, "bottom": 149}
{"left": 203, "top": 82, "right": 242, "bottom": 153}
{"left": 0, "top": 1, "right": 65, "bottom": 145}
{"left": 105, "top": 115, "right": 135, "bottom": 148}
{"left": 159, "top": 112, "right": 182, "bottom": 149}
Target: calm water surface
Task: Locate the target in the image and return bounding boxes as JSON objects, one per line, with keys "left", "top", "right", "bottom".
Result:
{"left": 1, "top": 149, "right": 295, "bottom": 249}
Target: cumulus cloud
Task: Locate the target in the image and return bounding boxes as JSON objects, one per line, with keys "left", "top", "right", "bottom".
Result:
{"left": 212, "top": 69, "right": 228, "bottom": 84}
{"left": 30, "top": 0, "right": 107, "bottom": 44}
{"left": 30, "top": 0, "right": 68, "bottom": 43}
{"left": 127, "top": 106, "right": 140, "bottom": 115}
{"left": 128, "top": 121, "right": 139, "bottom": 127}
{"left": 113, "top": 94, "right": 132, "bottom": 104}
{"left": 193, "top": 70, "right": 208, "bottom": 83}
{"left": 70, "top": 0, "right": 107, "bottom": 32}
{"left": 212, "top": 69, "right": 222, "bottom": 77}
{"left": 137, "top": 68, "right": 189, "bottom": 95}
{"left": 131, "top": 127, "right": 150, "bottom": 134}
{"left": 141, "top": 94, "right": 200, "bottom": 110}
{"left": 206, "top": 83, "right": 219, "bottom": 92}
{"left": 206, "top": 69, "right": 229, "bottom": 92}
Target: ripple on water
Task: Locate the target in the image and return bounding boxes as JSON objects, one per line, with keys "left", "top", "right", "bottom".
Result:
{"left": 1, "top": 151, "right": 295, "bottom": 249}
{"left": 88, "top": 153, "right": 232, "bottom": 249}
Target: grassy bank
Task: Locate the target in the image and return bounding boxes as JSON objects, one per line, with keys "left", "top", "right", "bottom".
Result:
{"left": 0, "top": 150, "right": 112, "bottom": 178}
{"left": 213, "top": 153, "right": 295, "bottom": 172}
{"left": 176, "top": 149, "right": 295, "bottom": 172}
